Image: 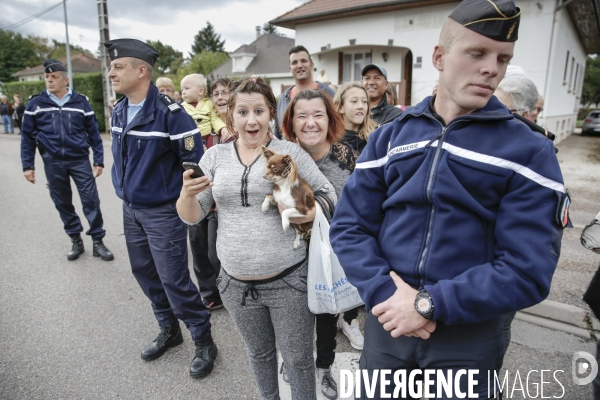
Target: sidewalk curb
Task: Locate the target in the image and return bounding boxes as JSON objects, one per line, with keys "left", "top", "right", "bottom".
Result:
{"left": 516, "top": 299, "right": 599, "bottom": 339}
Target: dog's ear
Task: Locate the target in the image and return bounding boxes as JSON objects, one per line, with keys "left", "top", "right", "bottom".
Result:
{"left": 282, "top": 155, "right": 292, "bottom": 164}
{"left": 262, "top": 146, "right": 274, "bottom": 159}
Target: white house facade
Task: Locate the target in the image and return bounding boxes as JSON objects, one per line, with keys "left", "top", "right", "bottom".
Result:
{"left": 273, "top": 0, "right": 600, "bottom": 143}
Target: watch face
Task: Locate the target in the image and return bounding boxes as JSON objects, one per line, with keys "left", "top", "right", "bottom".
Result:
{"left": 417, "top": 297, "right": 431, "bottom": 313}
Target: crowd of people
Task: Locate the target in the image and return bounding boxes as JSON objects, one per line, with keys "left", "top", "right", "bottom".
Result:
{"left": 16, "top": 0, "right": 585, "bottom": 398}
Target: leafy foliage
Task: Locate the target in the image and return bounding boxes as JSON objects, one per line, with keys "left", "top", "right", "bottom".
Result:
{"left": 0, "top": 31, "right": 95, "bottom": 83}
{"left": 169, "top": 51, "right": 230, "bottom": 89}
{"left": 262, "top": 23, "right": 278, "bottom": 35}
{"left": 190, "top": 22, "right": 226, "bottom": 56}
{"left": 582, "top": 55, "right": 600, "bottom": 107}
{"left": 0, "top": 30, "right": 40, "bottom": 83}
{"left": 146, "top": 40, "right": 183, "bottom": 76}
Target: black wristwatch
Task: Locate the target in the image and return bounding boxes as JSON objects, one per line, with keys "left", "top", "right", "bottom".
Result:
{"left": 414, "top": 289, "right": 434, "bottom": 320}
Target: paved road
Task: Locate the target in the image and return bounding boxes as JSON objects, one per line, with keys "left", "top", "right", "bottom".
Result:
{"left": 0, "top": 132, "right": 597, "bottom": 399}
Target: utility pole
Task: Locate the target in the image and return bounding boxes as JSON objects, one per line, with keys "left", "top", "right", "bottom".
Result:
{"left": 63, "top": 0, "right": 73, "bottom": 89}
{"left": 97, "top": 0, "right": 113, "bottom": 133}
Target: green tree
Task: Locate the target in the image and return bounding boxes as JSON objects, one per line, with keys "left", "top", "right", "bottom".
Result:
{"left": 48, "top": 39, "right": 93, "bottom": 59}
{"left": 190, "top": 22, "right": 226, "bottom": 56}
{"left": 173, "top": 51, "right": 229, "bottom": 87}
{"left": 582, "top": 55, "right": 600, "bottom": 107}
{"left": 0, "top": 30, "right": 40, "bottom": 83}
{"left": 146, "top": 40, "right": 183, "bottom": 75}
{"left": 262, "top": 22, "right": 278, "bottom": 35}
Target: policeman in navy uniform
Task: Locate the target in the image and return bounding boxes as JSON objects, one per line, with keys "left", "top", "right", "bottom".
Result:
{"left": 105, "top": 39, "right": 217, "bottom": 378}
{"left": 21, "top": 59, "right": 113, "bottom": 262}
{"left": 330, "top": 1, "right": 569, "bottom": 399}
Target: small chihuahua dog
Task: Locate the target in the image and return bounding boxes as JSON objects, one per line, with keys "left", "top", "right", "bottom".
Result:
{"left": 261, "top": 146, "right": 315, "bottom": 248}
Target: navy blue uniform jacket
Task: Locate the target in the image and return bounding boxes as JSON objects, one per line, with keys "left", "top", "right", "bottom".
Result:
{"left": 330, "top": 96, "right": 566, "bottom": 326}
{"left": 21, "top": 90, "right": 103, "bottom": 170}
{"left": 110, "top": 83, "right": 203, "bottom": 208}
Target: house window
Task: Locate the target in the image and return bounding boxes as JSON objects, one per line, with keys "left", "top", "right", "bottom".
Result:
{"left": 342, "top": 52, "right": 372, "bottom": 82}
{"left": 563, "top": 51, "right": 569, "bottom": 84}
{"left": 568, "top": 57, "right": 575, "bottom": 92}
{"left": 573, "top": 63, "right": 579, "bottom": 94}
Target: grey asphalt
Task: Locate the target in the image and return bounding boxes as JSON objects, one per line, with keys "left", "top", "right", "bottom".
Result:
{"left": 0, "top": 131, "right": 598, "bottom": 399}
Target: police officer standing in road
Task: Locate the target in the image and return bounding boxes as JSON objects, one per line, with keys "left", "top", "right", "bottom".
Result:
{"left": 21, "top": 59, "right": 114, "bottom": 262}
{"left": 105, "top": 39, "right": 217, "bottom": 378}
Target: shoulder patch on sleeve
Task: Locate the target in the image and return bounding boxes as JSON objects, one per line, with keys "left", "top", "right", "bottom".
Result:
{"left": 160, "top": 94, "right": 181, "bottom": 113}
{"left": 28, "top": 94, "right": 39, "bottom": 100}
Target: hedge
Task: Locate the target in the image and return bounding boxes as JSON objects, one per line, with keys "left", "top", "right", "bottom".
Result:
{"left": 2, "top": 72, "right": 107, "bottom": 133}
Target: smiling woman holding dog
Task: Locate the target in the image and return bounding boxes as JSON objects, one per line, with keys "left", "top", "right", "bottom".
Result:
{"left": 281, "top": 89, "right": 362, "bottom": 400}
{"left": 177, "top": 77, "right": 335, "bottom": 400}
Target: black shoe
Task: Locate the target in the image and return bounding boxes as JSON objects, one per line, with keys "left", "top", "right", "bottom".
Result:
{"left": 67, "top": 236, "right": 85, "bottom": 261}
{"left": 203, "top": 299, "right": 224, "bottom": 312}
{"left": 140, "top": 324, "right": 183, "bottom": 361}
{"left": 93, "top": 239, "right": 114, "bottom": 261}
{"left": 190, "top": 336, "right": 218, "bottom": 378}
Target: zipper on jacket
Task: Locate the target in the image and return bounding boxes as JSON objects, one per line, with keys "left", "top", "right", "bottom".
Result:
{"left": 416, "top": 122, "right": 445, "bottom": 288}
{"left": 416, "top": 119, "right": 468, "bottom": 288}
{"left": 59, "top": 107, "right": 65, "bottom": 158}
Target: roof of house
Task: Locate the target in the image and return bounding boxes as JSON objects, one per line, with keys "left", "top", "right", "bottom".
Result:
{"left": 271, "top": 0, "right": 600, "bottom": 54}
{"left": 12, "top": 53, "right": 101, "bottom": 77}
{"left": 271, "top": 0, "right": 455, "bottom": 29}
{"left": 209, "top": 33, "right": 295, "bottom": 78}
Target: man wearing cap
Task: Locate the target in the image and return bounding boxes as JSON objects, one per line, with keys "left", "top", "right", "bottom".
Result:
{"left": 21, "top": 59, "right": 113, "bottom": 262}
{"left": 331, "top": 0, "right": 568, "bottom": 398}
{"left": 105, "top": 39, "right": 217, "bottom": 378}
{"left": 361, "top": 64, "right": 403, "bottom": 125}
{"left": 276, "top": 45, "right": 335, "bottom": 138}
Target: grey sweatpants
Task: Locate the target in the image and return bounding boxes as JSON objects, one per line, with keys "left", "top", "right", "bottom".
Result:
{"left": 218, "top": 262, "right": 316, "bottom": 400}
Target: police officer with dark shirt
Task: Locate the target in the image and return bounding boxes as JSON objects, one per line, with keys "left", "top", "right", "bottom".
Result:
{"left": 21, "top": 59, "right": 113, "bottom": 262}
{"left": 105, "top": 39, "right": 217, "bottom": 378}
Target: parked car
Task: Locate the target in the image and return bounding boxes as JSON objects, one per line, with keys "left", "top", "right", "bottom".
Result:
{"left": 581, "top": 110, "right": 600, "bottom": 135}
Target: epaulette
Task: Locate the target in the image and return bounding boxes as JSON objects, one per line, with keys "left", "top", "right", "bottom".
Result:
{"left": 78, "top": 93, "right": 90, "bottom": 102}
{"left": 513, "top": 113, "right": 555, "bottom": 141}
{"left": 28, "top": 94, "right": 39, "bottom": 100}
{"left": 160, "top": 94, "right": 181, "bottom": 113}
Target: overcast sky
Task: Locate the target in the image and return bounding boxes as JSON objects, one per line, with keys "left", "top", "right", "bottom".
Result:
{"left": 1, "top": 0, "right": 305, "bottom": 56}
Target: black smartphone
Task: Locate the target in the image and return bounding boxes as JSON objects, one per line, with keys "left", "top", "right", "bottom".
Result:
{"left": 182, "top": 162, "right": 205, "bottom": 178}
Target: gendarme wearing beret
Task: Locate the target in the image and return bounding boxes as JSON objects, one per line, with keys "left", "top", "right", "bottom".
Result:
{"left": 43, "top": 59, "right": 67, "bottom": 74}
{"left": 103, "top": 38, "right": 159, "bottom": 66}
{"left": 450, "top": 0, "right": 521, "bottom": 42}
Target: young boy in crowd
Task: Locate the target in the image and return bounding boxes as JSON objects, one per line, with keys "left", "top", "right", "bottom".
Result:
{"left": 180, "top": 74, "right": 230, "bottom": 145}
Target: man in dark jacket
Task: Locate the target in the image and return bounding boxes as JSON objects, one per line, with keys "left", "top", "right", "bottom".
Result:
{"left": 1, "top": 95, "right": 14, "bottom": 134}
{"left": 105, "top": 38, "right": 216, "bottom": 378}
{"left": 331, "top": 1, "right": 568, "bottom": 398}
{"left": 21, "top": 59, "right": 113, "bottom": 261}
{"left": 361, "top": 64, "right": 402, "bottom": 125}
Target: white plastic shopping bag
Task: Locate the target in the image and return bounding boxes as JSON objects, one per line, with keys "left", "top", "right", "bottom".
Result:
{"left": 307, "top": 206, "right": 363, "bottom": 314}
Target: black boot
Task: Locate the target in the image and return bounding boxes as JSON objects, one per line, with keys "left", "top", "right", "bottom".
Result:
{"left": 190, "top": 336, "right": 218, "bottom": 378}
{"left": 140, "top": 324, "right": 183, "bottom": 361}
{"left": 67, "top": 235, "right": 85, "bottom": 261}
{"left": 93, "top": 239, "right": 114, "bottom": 261}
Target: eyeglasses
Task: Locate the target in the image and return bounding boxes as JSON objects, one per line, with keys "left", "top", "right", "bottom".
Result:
{"left": 212, "top": 90, "right": 229, "bottom": 99}
{"left": 534, "top": 107, "right": 544, "bottom": 113}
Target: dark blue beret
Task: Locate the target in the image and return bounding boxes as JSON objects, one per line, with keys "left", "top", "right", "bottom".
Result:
{"left": 450, "top": 0, "right": 521, "bottom": 42}
{"left": 43, "top": 59, "right": 67, "bottom": 73}
{"left": 103, "top": 38, "right": 159, "bottom": 66}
